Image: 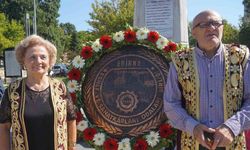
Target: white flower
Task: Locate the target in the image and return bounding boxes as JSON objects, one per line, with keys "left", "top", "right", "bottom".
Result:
{"left": 80, "top": 107, "right": 87, "bottom": 118}
{"left": 91, "top": 39, "right": 102, "bottom": 52}
{"left": 136, "top": 28, "right": 149, "bottom": 40}
{"left": 146, "top": 131, "right": 160, "bottom": 147}
{"left": 67, "top": 80, "right": 78, "bottom": 93}
{"left": 72, "top": 55, "right": 84, "bottom": 68}
{"left": 118, "top": 138, "right": 131, "bottom": 150}
{"left": 156, "top": 36, "right": 169, "bottom": 49}
{"left": 93, "top": 133, "right": 105, "bottom": 146}
{"left": 113, "top": 31, "right": 124, "bottom": 42}
{"left": 77, "top": 120, "right": 88, "bottom": 131}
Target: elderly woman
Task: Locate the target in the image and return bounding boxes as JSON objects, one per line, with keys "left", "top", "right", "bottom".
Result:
{"left": 0, "top": 35, "right": 77, "bottom": 150}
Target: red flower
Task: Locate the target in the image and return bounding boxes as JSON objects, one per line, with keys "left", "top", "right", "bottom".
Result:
{"left": 168, "top": 41, "right": 177, "bottom": 52}
{"left": 147, "top": 31, "right": 159, "bottom": 43}
{"left": 76, "top": 111, "right": 83, "bottom": 123}
{"left": 124, "top": 29, "right": 136, "bottom": 42}
{"left": 83, "top": 128, "right": 97, "bottom": 141}
{"left": 134, "top": 139, "right": 148, "bottom": 150}
{"left": 103, "top": 138, "right": 118, "bottom": 150}
{"left": 159, "top": 124, "right": 174, "bottom": 138}
{"left": 70, "top": 92, "right": 77, "bottom": 103}
{"left": 100, "top": 35, "right": 112, "bottom": 49}
{"left": 67, "top": 68, "right": 81, "bottom": 81}
{"left": 81, "top": 46, "right": 93, "bottom": 59}
{"left": 163, "top": 45, "right": 171, "bottom": 53}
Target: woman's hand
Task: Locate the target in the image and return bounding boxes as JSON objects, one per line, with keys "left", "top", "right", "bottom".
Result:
{"left": 0, "top": 123, "right": 11, "bottom": 150}
{"left": 67, "top": 120, "right": 77, "bottom": 150}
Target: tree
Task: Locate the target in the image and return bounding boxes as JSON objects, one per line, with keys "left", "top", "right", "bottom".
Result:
{"left": 243, "top": 0, "right": 250, "bottom": 13}
{"left": 88, "top": 0, "right": 134, "bottom": 37}
{"left": 36, "top": 0, "right": 61, "bottom": 45}
{"left": 222, "top": 20, "right": 239, "bottom": 44}
{"left": 239, "top": 23, "right": 250, "bottom": 48}
{"left": 0, "top": 13, "right": 25, "bottom": 53}
{"left": 239, "top": 0, "right": 250, "bottom": 48}
{"left": 70, "top": 32, "right": 80, "bottom": 51}
{"left": 77, "top": 31, "right": 95, "bottom": 44}
{"left": 188, "top": 22, "right": 196, "bottom": 47}
{"left": 0, "top": 0, "right": 64, "bottom": 60}
{"left": 60, "top": 23, "right": 76, "bottom": 35}
{"left": 59, "top": 23, "right": 80, "bottom": 52}
{"left": 0, "top": 0, "right": 32, "bottom": 24}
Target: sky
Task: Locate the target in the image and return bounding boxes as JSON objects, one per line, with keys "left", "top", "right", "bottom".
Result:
{"left": 58, "top": 0, "right": 244, "bottom": 31}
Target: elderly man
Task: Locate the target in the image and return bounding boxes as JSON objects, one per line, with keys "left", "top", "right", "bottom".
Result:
{"left": 164, "top": 10, "right": 250, "bottom": 150}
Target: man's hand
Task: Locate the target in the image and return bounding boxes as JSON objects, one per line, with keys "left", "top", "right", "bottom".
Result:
{"left": 211, "top": 125, "right": 234, "bottom": 149}
{"left": 193, "top": 124, "right": 215, "bottom": 149}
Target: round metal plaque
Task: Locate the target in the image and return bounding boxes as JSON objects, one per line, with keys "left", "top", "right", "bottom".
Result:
{"left": 82, "top": 45, "right": 169, "bottom": 138}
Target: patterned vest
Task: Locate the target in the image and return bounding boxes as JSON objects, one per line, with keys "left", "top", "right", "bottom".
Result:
{"left": 172, "top": 44, "right": 249, "bottom": 150}
{"left": 8, "top": 78, "right": 68, "bottom": 150}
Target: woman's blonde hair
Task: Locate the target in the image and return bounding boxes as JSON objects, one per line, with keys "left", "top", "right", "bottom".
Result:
{"left": 15, "top": 35, "right": 57, "bottom": 69}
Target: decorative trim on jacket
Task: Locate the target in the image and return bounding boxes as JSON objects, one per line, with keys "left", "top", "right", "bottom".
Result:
{"left": 8, "top": 78, "right": 68, "bottom": 150}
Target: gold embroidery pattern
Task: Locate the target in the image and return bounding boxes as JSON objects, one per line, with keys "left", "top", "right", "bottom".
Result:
{"left": 9, "top": 78, "right": 69, "bottom": 150}
{"left": 172, "top": 45, "right": 248, "bottom": 150}
{"left": 51, "top": 79, "right": 68, "bottom": 150}
{"left": 224, "top": 45, "right": 248, "bottom": 149}
{"left": 224, "top": 45, "right": 246, "bottom": 118}
{"left": 172, "top": 48, "right": 199, "bottom": 149}
{"left": 9, "top": 79, "right": 27, "bottom": 150}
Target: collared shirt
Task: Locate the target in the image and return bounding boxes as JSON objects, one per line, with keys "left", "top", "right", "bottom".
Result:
{"left": 163, "top": 44, "right": 250, "bottom": 136}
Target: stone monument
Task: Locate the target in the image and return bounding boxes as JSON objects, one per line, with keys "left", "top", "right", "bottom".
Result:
{"left": 134, "top": 0, "right": 189, "bottom": 45}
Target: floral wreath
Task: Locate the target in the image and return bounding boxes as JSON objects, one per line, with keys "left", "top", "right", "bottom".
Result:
{"left": 66, "top": 27, "right": 182, "bottom": 150}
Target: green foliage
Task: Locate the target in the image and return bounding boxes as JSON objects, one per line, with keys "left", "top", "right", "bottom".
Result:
{"left": 0, "top": 13, "right": 25, "bottom": 53}
{"left": 222, "top": 20, "right": 239, "bottom": 44}
{"left": 188, "top": 22, "right": 196, "bottom": 47}
{"left": 88, "top": 0, "right": 134, "bottom": 37}
{"left": 60, "top": 23, "right": 80, "bottom": 52}
{"left": 60, "top": 23, "right": 76, "bottom": 35}
{"left": 70, "top": 32, "right": 80, "bottom": 52}
{"left": 36, "top": 0, "right": 62, "bottom": 52}
{"left": 0, "top": 0, "right": 64, "bottom": 59}
{"left": 0, "top": 0, "right": 33, "bottom": 24}
{"left": 240, "top": 0, "right": 250, "bottom": 48}
{"left": 239, "top": 23, "right": 250, "bottom": 48}
{"left": 78, "top": 31, "right": 96, "bottom": 44}
{"left": 243, "top": 0, "right": 250, "bottom": 9}
{"left": 37, "top": 0, "right": 60, "bottom": 26}
{"left": 65, "top": 31, "right": 96, "bottom": 61}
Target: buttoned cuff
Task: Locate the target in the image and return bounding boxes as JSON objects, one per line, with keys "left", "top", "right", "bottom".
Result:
{"left": 224, "top": 119, "right": 241, "bottom": 136}
{"left": 186, "top": 118, "right": 199, "bottom": 136}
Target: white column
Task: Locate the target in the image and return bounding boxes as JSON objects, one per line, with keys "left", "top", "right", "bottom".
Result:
{"left": 134, "top": 0, "right": 189, "bottom": 45}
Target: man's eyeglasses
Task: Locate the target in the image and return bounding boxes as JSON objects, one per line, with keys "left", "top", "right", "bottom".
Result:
{"left": 193, "top": 20, "right": 224, "bottom": 29}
